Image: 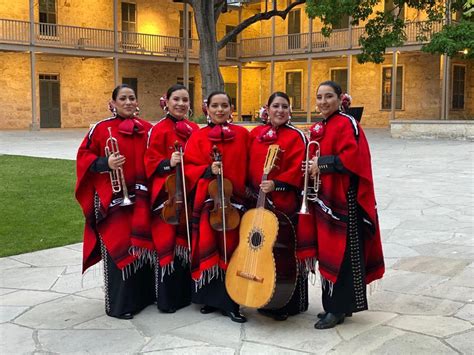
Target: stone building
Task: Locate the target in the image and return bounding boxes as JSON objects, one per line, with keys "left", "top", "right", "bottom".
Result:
{"left": 0, "top": 0, "right": 472, "bottom": 129}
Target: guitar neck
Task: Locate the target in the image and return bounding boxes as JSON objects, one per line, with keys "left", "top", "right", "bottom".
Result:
{"left": 256, "top": 173, "right": 268, "bottom": 208}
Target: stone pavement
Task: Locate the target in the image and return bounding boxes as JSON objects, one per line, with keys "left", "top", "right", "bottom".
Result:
{"left": 1, "top": 128, "right": 473, "bottom": 354}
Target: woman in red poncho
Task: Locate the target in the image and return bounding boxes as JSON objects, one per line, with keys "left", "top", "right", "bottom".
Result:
{"left": 75, "top": 84, "right": 155, "bottom": 319}
{"left": 247, "top": 91, "right": 308, "bottom": 321}
{"left": 144, "top": 84, "right": 199, "bottom": 313}
{"left": 184, "top": 91, "right": 248, "bottom": 323}
{"left": 298, "top": 81, "right": 385, "bottom": 329}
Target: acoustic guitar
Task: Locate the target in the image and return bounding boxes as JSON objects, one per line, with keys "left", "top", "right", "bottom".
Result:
{"left": 225, "top": 144, "right": 297, "bottom": 309}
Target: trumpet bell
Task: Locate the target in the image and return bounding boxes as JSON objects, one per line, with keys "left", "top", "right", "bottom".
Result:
{"left": 120, "top": 196, "right": 134, "bottom": 206}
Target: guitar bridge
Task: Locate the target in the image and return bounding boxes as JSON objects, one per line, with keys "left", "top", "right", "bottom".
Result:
{"left": 237, "top": 270, "right": 264, "bottom": 283}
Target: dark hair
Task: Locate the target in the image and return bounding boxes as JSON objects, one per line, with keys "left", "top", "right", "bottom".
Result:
{"left": 207, "top": 91, "right": 232, "bottom": 106}
{"left": 317, "top": 80, "right": 343, "bottom": 97}
{"left": 166, "top": 84, "right": 189, "bottom": 99}
{"left": 112, "top": 84, "right": 135, "bottom": 100}
{"left": 267, "top": 91, "right": 290, "bottom": 106}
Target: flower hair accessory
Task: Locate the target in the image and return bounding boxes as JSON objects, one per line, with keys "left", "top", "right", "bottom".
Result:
{"left": 259, "top": 106, "right": 269, "bottom": 124}
{"left": 159, "top": 94, "right": 167, "bottom": 111}
{"left": 341, "top": 93, "right": 352, "bottom": 113}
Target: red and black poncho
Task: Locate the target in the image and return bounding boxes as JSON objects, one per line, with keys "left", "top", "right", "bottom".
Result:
{"left": 144, "top": 115, "right": 199, "bottom": 269}
{"left": 296, "top": 111, "right": 385, "bottom": 285}
{"left": 248, "top": 123, "right": 307, "bottom": 215}
{"left": 184, "top": 123, "right": 249, "bottom": 283}
{"left": 75, "top": 116, "right": 153, "bottom": 273}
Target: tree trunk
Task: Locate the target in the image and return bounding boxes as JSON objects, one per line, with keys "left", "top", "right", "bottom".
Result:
{"left": 193, "top": 1, "right": 224, "bottom": 100}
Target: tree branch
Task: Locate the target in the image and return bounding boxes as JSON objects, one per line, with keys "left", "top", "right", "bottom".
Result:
{"left": 172, "top": 0, "right": 193, "bottom": 5}
{"left": 214, "top": 0, "right": 227, "bottom": 23}
{"left": 217, "top": 0, "right": 306, "bottom": 49}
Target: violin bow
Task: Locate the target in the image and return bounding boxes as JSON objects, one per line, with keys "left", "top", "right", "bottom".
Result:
{"left": 220, "top": 158, "right": 227, "bottom": 264}
{"left": 178, "top": 143, "right": 191, "bottom": 253}
{"left": 212, "top": 145, "right": 227, "bottom": 264}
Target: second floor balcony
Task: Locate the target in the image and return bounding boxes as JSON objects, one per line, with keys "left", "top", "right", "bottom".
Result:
{"left": 0, "top": 18, "right": 443, "bottom": 62}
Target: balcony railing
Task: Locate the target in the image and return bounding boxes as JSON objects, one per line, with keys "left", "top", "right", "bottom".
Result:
{"left": 0, "top": 18, "right": 444, "bottom": 60}
{"left": 0, "top": 19, "right": 212, "bottom": 60}
{"left": 240, "top": 20, "right": 444, "bottom": 58}
{"left": 36, "top": 23, "right": 115, "bottom": 50}
{"left": 0, "top": 19, "right": 29, "bottom": 44}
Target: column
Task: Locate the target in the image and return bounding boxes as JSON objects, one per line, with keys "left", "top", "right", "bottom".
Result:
{"left": 390, "top": 51, "right": 398, "bottom": 121}
{"left": 347, "top": 54, "right": 352, "bottom": 94}
{"left": 183, "top": 3, "right": 189, "bottom": 87}
{"left": 306, "top": 57, "right": 312, "bottom": 123}
{"left": 30, "top": 0, "right": 39, "bottom": 130}
{"left": 238, "top": 63, "right": 242, "bottom": 121}
{"left": 113, "top": 0, "right": 119, "bottom": 86}
{"left": 270, "top": 60, "right": 275, "bottom": 93}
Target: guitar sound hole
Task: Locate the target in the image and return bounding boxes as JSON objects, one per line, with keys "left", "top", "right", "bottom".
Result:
{"left": 250, "top": 232, "right": 263, "bottom": 248}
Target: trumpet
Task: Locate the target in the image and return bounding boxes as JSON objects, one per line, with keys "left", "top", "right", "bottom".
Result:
{"left": 105, "top": 127, "right": 133, "bottom": 206}
{"left": 299, "top": 141, "right": 320, "bottom": 214}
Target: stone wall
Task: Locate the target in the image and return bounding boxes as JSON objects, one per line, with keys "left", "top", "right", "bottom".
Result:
{"left": 391, "top": 120, "right": 474, "bottom": 140}
{"left": 36, "top": 55, "right": 114, "bottom": 128}
{"left": 119, "top": 60, "right": 200, "bottom": 122}
{"left": 251, "top": 52, "right": 473, "bottom": 127}
{"left": 1, "top": 53, "right": 31, "bottom": 129}
{"left": 0, "top": 1, "right": 28, "bottom": 20}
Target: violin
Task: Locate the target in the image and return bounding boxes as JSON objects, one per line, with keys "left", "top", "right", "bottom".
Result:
{"left": 162, "top": 141, "right": 190, "bottom": 229}
{"left": 208, "top": 145, "right": 240, "bottom": 232}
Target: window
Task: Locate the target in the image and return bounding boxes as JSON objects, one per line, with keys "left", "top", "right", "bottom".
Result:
{"left": 330, "top": 68, "right": 348, "bottom": 94}
{"left": 384, "top": 0, "right": 404, "bottom": 19}
{"left": 121, "top": 3, "right": 137, "bottom": 32}
{"left": 224, "top": 83, "right": 237, "bottom": 111}
{"left": 121, "top": 3, "right": 137, "bottom": 45}
{"left": 122, "top": 77, "right": 138, "bottom": 98}
{"left": 39, "top": 0, "right": 56, "bottom": 24}
{"left": 39, "top": 0, "right": 57, "bottom": 36}
{"left": 452, "top": 65, "right": 465, "bottom": 110}
{"left": 288, "top": 9, "right": 301, "bottom": 49}
{"left": 381, "top": 66, "right": 403, "bottom": 110}
{"left": 225, "top": 25, "right": 237, "bottom": 58}
{"left": 332, "top": 14, "right": 349, "bottom": 30}
{"left": 177, "top": 77, "right": 195, "bottom": 115}
{"left": 179, "top": 11, "right": 193, "bottom": 48}
{"left": 286, "top": 71, "right": 302, "bottom": 110}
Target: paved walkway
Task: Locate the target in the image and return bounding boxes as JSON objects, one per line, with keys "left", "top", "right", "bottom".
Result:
{"left": 1, "top": 128, "right": 473, "bottom": 354}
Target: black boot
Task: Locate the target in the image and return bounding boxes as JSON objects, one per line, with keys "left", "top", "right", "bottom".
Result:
{"left": 222, "top": 309, "right": 247, "bottom": 323}
{"left": 200, "top": 305, "right": 218, "bottom": 314}
{"left": 317, "top": 311, "right": 352, "bottom": 319}
{"left": 111, "top": 312, "right": 133, "bottom": 320}
{"left": 314, "top": 313, "right": 345, "bottom": 329}
{"left": 258, "top": 308, "right": 289, "bottom": 321}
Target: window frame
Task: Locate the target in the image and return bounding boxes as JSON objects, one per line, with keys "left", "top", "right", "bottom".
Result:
{"left": 284, "top": 69, "right": 304, "bottom": 111}
{"left": 121, "top": 1, "right": 137, "bottom": 33}
{"left": 39, "top": 0, "right": 57, "bottom": 24}
{"left": 380, "top": 64, "right": 404, "bottom": 111}
{"left": 451, "top": 64, "right": 466, "bottom": 110}
{"left": 122, "top": 77, "right": 138, "bottom": 99}
{"left": 330, "top": 67, "right": 349, "bottom": 94}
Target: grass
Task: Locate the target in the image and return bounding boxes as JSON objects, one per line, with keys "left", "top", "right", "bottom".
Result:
{"left": 0, "top": 155, "right": 84, "bottom": 257}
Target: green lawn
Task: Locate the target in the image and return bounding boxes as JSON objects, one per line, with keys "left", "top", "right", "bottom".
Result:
{"left": 0, "top": 155, "right": 83, "bottom": 257}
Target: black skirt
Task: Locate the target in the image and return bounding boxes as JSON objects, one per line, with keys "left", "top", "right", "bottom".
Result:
{"left": 192, "top": 276, "right": 239, "bottom": 313}
{"left": 321, "top": 184, "right": 368, "bottom": 314}
{"left": 101, "top": 242, "right": 155, "bottom": 318}
{"left": 155, "top": 255, "right": 192, "bottom": 312}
